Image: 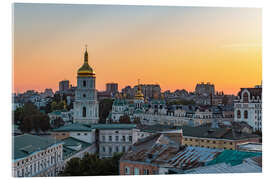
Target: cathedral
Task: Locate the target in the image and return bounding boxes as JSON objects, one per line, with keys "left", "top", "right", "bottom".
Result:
{"left": 73, "top": 47, "right": 99, "bottom": 124}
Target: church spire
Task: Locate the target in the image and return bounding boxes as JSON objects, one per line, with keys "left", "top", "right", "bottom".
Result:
{"left": 84, "top": 44, "right": 88, "bottom": 63}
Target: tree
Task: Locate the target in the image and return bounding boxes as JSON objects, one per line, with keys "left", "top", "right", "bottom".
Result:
{"left": 60, "top": 158, "right": 81, "bottom": 176}
{"left": 51, "top": 100, "right": 66, "bottom": 111}
{"left": 13, "top": 107, "right": 24, "bottom": 125}
{"left": 99, "top": 99, "right": 113, "bottom": 123}
{"left": 16, "top": 102, "right": 51, "bottom": 133}
{"left": 52, "top": 117, "right": 65, "bottom": 128}
{"left": 133, "top": 117, "right": 141, "bottom": 124}
{"left": 60, "top": 153, "right": 123, "bottom": 176}
{"left": 119, "top": 115, "right": 131, "bottom": 124}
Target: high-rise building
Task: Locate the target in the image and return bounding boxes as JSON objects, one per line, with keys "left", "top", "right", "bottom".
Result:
{"left": 59, "top": 80, "right": 69, "bottom": 94}
{"left": 195, "top": 82, "right": 215, "bottom": 96}
{"left": 106, "top": 83, "right": 118, "bottom": 95}
{"left": 73, "top": 47, "right": 99, "bottom": 125}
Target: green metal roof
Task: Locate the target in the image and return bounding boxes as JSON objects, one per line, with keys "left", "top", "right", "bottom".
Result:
{"left": 62, "top": 137, "right": 92, "bottom": 159}
{"left": 91, "top": 123, "right": 136, "bottom": 130}
{"left": 13, "top": 134, "right": 62, "bottom": 160}
{"left": 206, "top": 150, "right": 262, "bottom": 166}
{"left": 62, "top": 137, "right": 93, "bottom": 160}
{"left": 52, "top": 123, "right": 92, "bottom": 132}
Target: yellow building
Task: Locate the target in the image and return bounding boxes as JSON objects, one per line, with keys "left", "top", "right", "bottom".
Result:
{"left": 181, "top": 126, "right": 260, "bottom": 150}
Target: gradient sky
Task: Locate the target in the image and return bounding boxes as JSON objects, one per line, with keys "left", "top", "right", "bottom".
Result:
{"left": 13, "top": 3, "right": 262, "bottom": 95}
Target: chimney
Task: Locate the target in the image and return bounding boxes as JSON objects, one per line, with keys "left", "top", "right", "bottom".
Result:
{"left": 179, "top": 129, "right": 183, "bottom": 145}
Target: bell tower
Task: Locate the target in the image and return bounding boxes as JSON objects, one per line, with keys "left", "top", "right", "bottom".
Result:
{"left": 73, "top": 46, "right": 99, "bottom": 124}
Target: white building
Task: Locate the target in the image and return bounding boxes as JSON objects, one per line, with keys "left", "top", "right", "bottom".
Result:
{"left": 73, "top": 48, "right": 99, "bottom": 125}
{"left": 234, "top": 86, "right": 262, "bottom": 132}
{"left": 13, "top": 134, "right": 63, "bottom": 177}
{"left": 92, "top": 124, "right": 138, "bottom": 158}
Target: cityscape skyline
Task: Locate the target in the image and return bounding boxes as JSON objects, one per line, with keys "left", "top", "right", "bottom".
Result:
{"left": 13, "top": 4, "right": 262, "bottom": 95}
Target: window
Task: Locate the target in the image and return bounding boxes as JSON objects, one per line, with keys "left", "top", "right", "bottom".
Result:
{"left": 237, "top": 110, "right": 241, "bottom": 119}
{"left": 83, "top": 80, "right": 86, "bottom": 87}
{"left": 109, "top": 136, "right": 112, "bottom": 141}
{"left": 134, "top": 168, "right": 140, "bottom": 175}
{"left": 115, "top": 136, "right": 119, "bottom": 141}
{"left": 143, "top": 169, "right": 149, "bottom": 175}
{"left": 122, "top": 146, "right": 126, "bottom": 152}
{"left": 77, "top": 133, "right": 80, "bottom": 136}
{"left": 116, "top": 146, "right": 119, "bottom": 152}
{"left": 244, "top": 110, "right": 248, "bottom": 119}
{"left": 213, "top": 141, "right": 216, "bottom": 144}
{"left": 102, "top": 136, "right": 105, "bottom": 141}
{"left": 83, "top": 94, "right": 86, "bottom": 98}
{"left": 83, "top": 107, "right": 86, "bottom": 117}
{"left": 129, "top": 136, "right": 132, "bottom": 142}
{"left": 102, "top": 146, "right": 106, "bottom": 153}
{"left": 109, "top": 147, "right": 112, "bottom": 153}
{"left": 84, "top": 133, "right": 88, "bottom": 136}
{"left": 122, "top": 136, "right": 126, "bottom": 142}
{"left": 125, "top": 167, "right": 130, "bottom": 175}
{"left": 243, "top": 92, "right": 249, "bottom": 103}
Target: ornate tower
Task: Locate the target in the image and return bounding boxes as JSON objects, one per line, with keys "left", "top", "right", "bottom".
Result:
{"left": 73, "top": 47, "right": 99, "bottom": 124}
{"left": 134, "top": 79, "right": 144, "bottom": 109}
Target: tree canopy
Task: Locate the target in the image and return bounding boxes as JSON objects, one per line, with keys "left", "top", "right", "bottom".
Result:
{"left": 14, "top": 102, "right": 51, "bottom": 133}
{"left": 60, "top": 153, "right": 123, "bottom": 176}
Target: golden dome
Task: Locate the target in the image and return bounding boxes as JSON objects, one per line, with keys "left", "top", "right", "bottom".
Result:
{"left": 134, "top": 84, "right": 144, "bottom": 100}
{"left": 77, "top": 49, "right": 95, "bottom": 77}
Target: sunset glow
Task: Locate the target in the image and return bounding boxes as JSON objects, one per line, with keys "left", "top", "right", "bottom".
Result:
{"left": 13, "top": 4, "right": 262, "bottom": 95}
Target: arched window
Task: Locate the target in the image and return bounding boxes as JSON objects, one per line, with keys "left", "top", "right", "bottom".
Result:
{"left": 244, "top": 110, "right": 248, "bottom": 119}
{"left": 237, "top": 110, "right": 241, "bottom": 119}
{"left": 83, "top": 107, "right": 86, "bottom": 117}
{"left": 243, "top": 92, "right": 249, "bottom": 103}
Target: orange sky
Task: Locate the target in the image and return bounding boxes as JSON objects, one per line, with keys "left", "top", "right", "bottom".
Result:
{"left": 13, "top": 4, "right": 262, "bottom": 95}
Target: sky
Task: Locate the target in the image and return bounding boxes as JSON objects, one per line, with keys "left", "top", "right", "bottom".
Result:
{"left": 13, "top": 3, "right": 262, "bottom": 95}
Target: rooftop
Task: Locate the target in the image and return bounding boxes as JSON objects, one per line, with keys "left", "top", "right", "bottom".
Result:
{"left": 91, "top": 123, "right": 136, "bottom": 130}
{"left": 52, "top": 123, "right": 92, "bottom": 132}
{"left": 185, "top": 156, "right": 262, "bottom": 174}
{"left": 13, "top": 134, "right": 61, "bottom": 160}
{"left": 62, "top": 137, "right": 93, "bottom": 160}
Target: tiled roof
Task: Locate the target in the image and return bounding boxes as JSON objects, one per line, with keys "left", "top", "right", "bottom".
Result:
{"left": 91, "top": 123, "right": 136, "bottom": 130}
{"left": 52, "top": 123, "right": 92, "bottom": 132}
{"left": 13, "top": 134, "right": 62, "bottom": 160}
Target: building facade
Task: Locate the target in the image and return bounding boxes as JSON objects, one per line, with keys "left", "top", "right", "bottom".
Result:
{"left": 13, "top": 134, "right": 63, "bottom": 177}
{"left": 234, "top": 86, "right": 262, "bottom": 132}
{"left": 73, "top": 48, "right": 99, "bottom": 125}
{"left": 93, "top": 124, "right": 138, "bottom": 158}
{"left": 106, "top": 83, "right": 118, "bottom": 95}
{"left": 195, "top": 82, "right": 215, "bottom": 96}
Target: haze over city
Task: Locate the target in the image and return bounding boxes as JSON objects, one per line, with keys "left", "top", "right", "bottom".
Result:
{"left": 13, "top": 4, "right": 262, "bottom": 94}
